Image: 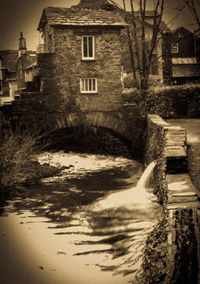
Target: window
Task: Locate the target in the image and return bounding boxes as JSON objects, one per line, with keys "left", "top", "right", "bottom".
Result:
{"left": 171, "top": 42, "right": 179, "bottom": 53}
{"left": 82, "top": 36, "right": 95, "bottom": 59}
{"left": 80, "top": 78, "right": 97, "bottom": 93}
{"left": 48, "top": 35, "right": 52, "bottom": 52}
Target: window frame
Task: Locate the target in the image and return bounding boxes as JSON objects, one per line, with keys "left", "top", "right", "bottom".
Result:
{"left": 80, "top": 78, "right": 97, "bottom": 94}
{"left": 171, "top": 42, "right": 179, "bottom": 54}
{"left": 82, "top": 35, "right": 95, "bottom": 60}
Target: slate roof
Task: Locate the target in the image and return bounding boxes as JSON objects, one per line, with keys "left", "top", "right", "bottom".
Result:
{"left": 38, "top": 2, "right": 170, "bottom": 34}
{"left": 0, "top": 50, "right": 18, "bottom": 73}
{"left": 38, "top": 6, "right": 126, "bottom": 31}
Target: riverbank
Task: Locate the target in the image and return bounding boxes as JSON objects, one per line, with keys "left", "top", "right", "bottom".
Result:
{"left": 0, "top": 130, "right": 62, "bottom": 199}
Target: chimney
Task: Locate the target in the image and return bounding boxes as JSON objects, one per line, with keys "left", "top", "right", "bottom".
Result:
{"left": 18, "top": 32, "right": 27, "bottom": 57}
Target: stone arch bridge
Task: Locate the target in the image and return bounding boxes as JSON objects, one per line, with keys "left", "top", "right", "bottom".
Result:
{"left": 0, "top": 96, "right": 145, "bottom": 159}
{"left": 52, "top": 110, "right": 145, "bottom": 156}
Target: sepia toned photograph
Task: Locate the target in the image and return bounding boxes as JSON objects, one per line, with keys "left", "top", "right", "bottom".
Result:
{"left": 0, "top": 0, "right": 200, "bottom": 283}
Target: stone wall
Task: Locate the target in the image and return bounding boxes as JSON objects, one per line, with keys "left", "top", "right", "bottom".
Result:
{"left": 38, "top": 26, "right": 123, "bottom": 113}
{"left": 36, "top": 26, "right": 147, "bottom": 159}
{"left": 169, "top": 209, "right": 199, "bottom": 284}
{"left": 188, "top": 145, "right": 200, "bottom": 194}
{"left": 145, "top": 114, "right": 200, "bottom": 283}
{"left": 145, "top": 114, "right": 168, "bottom": 203}
{"left": 0, "top": 93, "right": 146, "bottom": 160}
{"left": 145, "top": 114, "right": 188, "bottom": 203}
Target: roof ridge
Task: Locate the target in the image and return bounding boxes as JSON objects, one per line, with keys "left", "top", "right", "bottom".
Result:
{"left": 38, "top": 5, "right": 126, "bottom": 30}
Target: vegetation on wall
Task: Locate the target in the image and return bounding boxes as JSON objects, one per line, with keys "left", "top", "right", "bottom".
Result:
{"left": 171, "top": 209, "right": 198, "bottom": 284}
{"left": 136, "top": 216, "right": 168, "bottom": 283}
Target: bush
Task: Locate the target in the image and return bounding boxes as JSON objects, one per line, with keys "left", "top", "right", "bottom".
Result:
{"left": 0, "top": 131, "right": 59, "bottom": 193}
{"left": 122, "top": 83, "right": 200, "bottom": 118}
{"left": 123, "top": 73, "right": 138, "bottom": 88}
{"left": 146, "top": 83, "right": 200, "bottom": 118}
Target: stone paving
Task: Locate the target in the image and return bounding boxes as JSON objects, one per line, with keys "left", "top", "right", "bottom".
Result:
{"left": 167, "top": 119, "right": 200, "bottom": 195}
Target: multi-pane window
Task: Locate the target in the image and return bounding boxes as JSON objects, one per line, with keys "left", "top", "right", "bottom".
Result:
{"left": 171, "top": 42, "right": 179, "bottom": 53}
{"left": 80, "top": 78, "right": 97, "bottom": 93}
{"left": 82, "top": 36, "right": 94, "bottom": 59}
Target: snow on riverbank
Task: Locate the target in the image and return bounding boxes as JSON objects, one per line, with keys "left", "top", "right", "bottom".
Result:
{"left": 37, "top": 151, "right": 140, "bottom": 181}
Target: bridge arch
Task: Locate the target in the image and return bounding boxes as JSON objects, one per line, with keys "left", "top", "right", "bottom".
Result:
{"left": 54, "top": 112, "right": 133, "bottom": 143}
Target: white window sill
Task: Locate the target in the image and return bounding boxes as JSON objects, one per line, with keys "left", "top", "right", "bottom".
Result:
{"left": 80, "top": 91, "right": 98, "bottom": 94}
{"left": 81, "top": 58, "right": 96, "bottom": 61}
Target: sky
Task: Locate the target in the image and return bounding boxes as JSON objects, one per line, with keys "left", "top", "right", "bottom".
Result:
{"left": 0, "top": 0, "right": 197, "bottom": 51}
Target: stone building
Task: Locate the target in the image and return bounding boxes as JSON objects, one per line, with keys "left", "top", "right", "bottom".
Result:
{"left": 0, "top": 33, "right": 37, "bottom": 105}
{"left": 37, "top": 0, "right": 173, "bottom": 103}
{"left": 37, "top": 1, "right": 126, "bottom": 113}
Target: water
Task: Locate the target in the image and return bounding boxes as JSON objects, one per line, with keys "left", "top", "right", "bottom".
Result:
{"left": 0, "top": 152, "right": 162, "bottom": 284}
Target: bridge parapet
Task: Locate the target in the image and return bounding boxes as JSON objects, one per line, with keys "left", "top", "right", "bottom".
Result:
{"left": 145, "top": 114, "right": 192, "bottom": 203}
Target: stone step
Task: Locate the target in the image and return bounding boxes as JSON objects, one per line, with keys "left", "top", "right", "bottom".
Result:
{"left": 166, "top": 134, "right": 186, "bottom": 144}
{"left": 167, "top": 201, "right": 200, "bottom": 210}
{"left": 168, "top": 195, "right": 198, "bottom": 203}
{"left": 165, "top": 146, "right": 187, "bottom": 157}
{"left": 166, "top": 126, "right": 186, "bottom": 147}
{"left": 171, "top": 192, "right": 197, "bottom": 197}
{"left": 167, "top": 173, "right": 199, "bottom": 207}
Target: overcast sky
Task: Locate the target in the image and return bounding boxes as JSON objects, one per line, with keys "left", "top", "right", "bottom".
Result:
{"left": 0, "top": 0, "right": 197, "bottom": 51}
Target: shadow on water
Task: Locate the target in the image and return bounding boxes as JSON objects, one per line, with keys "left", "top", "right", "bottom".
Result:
{"left": 2, "top": 154, "right": 164, "bottom": 281}
{"left": 8, "top": 164, "right": 141, "bottom": 224}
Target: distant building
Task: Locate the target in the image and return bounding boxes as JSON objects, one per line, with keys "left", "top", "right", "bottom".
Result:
{"left": 0, "top": 33, "right": 38, "bottom": 105}
{"left": 0, "top": 50, "right": 18, "bottom": 105}
{"left": 16, "top": 32, "right": 37, "bottom": 93}
{"left": 168, "top": 27, "right": 200, "bottom": 84}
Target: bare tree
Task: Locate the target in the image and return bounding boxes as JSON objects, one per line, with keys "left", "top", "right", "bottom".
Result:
{"left": 109, "top": 0, "right": 165, "bottom": 89}
{"left": 183, "top": 0, "right": 200, "bottom": 29}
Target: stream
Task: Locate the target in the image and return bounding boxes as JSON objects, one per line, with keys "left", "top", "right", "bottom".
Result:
{"left": 0, "top": 152, "right": 163, "bottom": 284}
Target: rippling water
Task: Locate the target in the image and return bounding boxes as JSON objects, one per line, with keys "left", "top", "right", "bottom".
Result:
{"left": 0, "top": 152, "right": 163, "bottom": 284}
